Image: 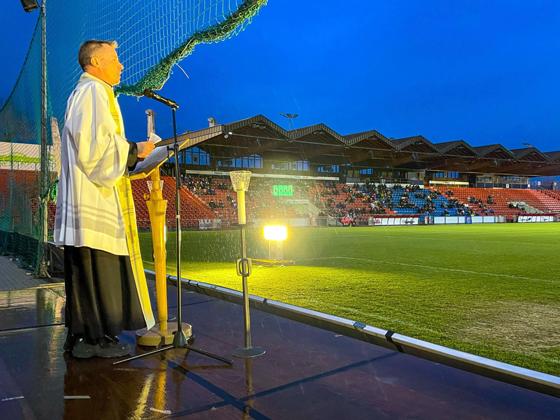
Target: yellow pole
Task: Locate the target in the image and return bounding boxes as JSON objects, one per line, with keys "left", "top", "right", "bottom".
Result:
{"left": 136, "top": 167, "right": 193, "bottom": 346}
{"left": 146, "top": 170, "right": 168, "bottom": 332}
{"left": 237, "top": 190, "right": 246, "bottom": 224}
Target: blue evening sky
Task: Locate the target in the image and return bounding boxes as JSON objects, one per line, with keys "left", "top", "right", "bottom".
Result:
{"left": 1, "top": 1, "right": 560, "bottom": 151}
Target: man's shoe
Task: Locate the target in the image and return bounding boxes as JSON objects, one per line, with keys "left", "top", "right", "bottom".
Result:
{"left": 96, "top": 341, "right": 132, "bottom": 358}
{"left": 63, "top": 333, "right": 76, "bottom": 352}
{"left": 71, "top": 339, "right": 99, "bottom": 359}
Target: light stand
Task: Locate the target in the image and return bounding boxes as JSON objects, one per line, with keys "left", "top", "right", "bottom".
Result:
{"left": 115, "top": 91, "right": 231, "bottom": 366}
{"left": 229, "top": 171, "right": 265, "bottom": 358}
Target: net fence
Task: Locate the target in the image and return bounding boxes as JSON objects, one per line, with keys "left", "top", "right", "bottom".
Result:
{"left": 0, "top": 0, "right": 267, "bottom": 270}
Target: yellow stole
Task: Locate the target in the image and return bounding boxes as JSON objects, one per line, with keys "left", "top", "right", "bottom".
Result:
{"left": 104, "top": 84, "right": 155, "bottom": 330}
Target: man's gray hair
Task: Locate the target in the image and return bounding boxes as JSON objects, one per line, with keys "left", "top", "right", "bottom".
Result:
{"left": 78, "top": 40, "right": 118, "bottom": 70}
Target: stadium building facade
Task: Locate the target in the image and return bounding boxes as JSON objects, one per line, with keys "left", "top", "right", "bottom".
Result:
{"left": 166, "top": 114, "right": 560, "bottom": 188}
{"left": 115, "top": 114, "right": 560, "bottom": 229}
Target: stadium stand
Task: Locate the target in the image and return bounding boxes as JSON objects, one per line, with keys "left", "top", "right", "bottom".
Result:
{"left": 0, "top": 169, "right": 41, "bottom": 232}
{"left": 306, "top": 181, "right": 385, "bottom": 223}
{"left": 504, "top": 189, "right": 560, "bottom": 213}
{"left": 543, "top": 190, "right": 560, "bottom": 201}
{"left": 538, "top": 190, "right": 560, "bottom": 212}
{"left": 183, "top": 176, "right": 403, "bottom": 225}
{"left": 439, "top": 187, "right": 560, "bottom": 216}
{"left": 131, "top": 177, "right": 218, "bottom": 229}
{"left": 392, "top": 185, "right": 469, "bottom": 217}
{"left": 125, "top": 179, "right": 560, "bottom": 226}
{"left": 441, "top": 187, "right": 521, "bottom": 216}
{"left": 4, "top": 169, "right": 560, "bottom": 232}
{"left": 183, "top": 174, "right": 239, "bottom": 225}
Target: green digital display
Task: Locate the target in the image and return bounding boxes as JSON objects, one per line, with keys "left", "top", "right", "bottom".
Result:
{"left": 272, "top": 184, "right": 294, "bottom": 197}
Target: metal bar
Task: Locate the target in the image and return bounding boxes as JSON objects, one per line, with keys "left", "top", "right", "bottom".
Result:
{"left": 240, "top": 226, "right": 252, "bottom": 349}
{"left": 173, "top": 108, "right": 182, "bottom": 328}
{"left": 37, "top": 0, "right": 49, "bottom": 277}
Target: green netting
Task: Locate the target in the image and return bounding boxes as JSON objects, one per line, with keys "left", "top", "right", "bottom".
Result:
{"left": 0, "top": 0, "right": 267, "bottom": 272}
{"left": 0, "top": 20, "right": 42, "bottom": 145}
{"left": 48, "top": 0, "right": 267, "bottom": 119}
{"left": 0, "top": 23, "right": 47, "bottom": 255}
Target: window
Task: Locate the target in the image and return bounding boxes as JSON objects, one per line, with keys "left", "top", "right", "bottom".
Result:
{"left": 271, "top": 160, "right": 308, "bottom": 171}
{"left": 433, "top": 171, "right": 459, "bottom": 179}
{"left": 317, "top": 165, "right": 339, "bottom": 173}
{"left": 216, "top": 158, "right": 232, "bottom": 168}
{"left": 290, "top": 160, "right": 309, "bottom": 171}
{"left": 184, "top": 147, "right": 210, "bottom": 166}
{"left": 222, "top": 154, "right": 263, "bottom": 169}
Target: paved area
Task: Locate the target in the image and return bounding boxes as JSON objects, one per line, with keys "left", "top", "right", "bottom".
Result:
{"left": 0, "top": 256, "right": 46, "bottom": 291}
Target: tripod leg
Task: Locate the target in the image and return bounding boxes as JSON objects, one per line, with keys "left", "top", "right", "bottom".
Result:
{"left": 184, "top": 345, "right": 233, "bottom": 366}
{"left": 113, "top": 343, "right": 232, "bottom": 366}
{"left": 113, "top": 344, "right": 175, "bottom": 365}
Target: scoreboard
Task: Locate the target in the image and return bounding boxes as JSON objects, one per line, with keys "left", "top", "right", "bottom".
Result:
{"left": 272, "top": 184, "right": 294, "bottom": 197}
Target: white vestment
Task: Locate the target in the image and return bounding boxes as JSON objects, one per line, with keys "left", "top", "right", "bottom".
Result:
{"left": 54, "top": 73, "right": 130, "bottom": 255}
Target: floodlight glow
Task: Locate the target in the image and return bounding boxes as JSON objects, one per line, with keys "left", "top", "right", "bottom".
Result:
{"left": 263, "top": 225, "right": 288, "bottom": 241}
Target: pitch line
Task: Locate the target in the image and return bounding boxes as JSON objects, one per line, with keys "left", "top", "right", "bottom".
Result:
{"left": 380, "top": 235, "right": 553, "bottom": 247}
{"left": 297, "top": 256, "right": 555, "bottom": 284}
{"left": 332, "top": 233, "right": 554, "bottom": 247}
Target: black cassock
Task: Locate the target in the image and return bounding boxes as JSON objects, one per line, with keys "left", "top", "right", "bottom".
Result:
{"left": 64, "top": 246, "right": 146, "bottom": 343}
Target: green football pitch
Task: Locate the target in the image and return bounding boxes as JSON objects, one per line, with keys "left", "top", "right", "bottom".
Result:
{"left": 139, "top": 223, "right": 560, "bottom": 376}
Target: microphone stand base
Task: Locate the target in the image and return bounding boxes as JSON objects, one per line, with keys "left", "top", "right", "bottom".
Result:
{"left": 232, "top": 346, "right": 266, "bottom": 359}
{"left": 173, "top": 326, "right": 191, "bottom": 347}
{"left": 136, "top": 322, "right": 192, "bottom": 347}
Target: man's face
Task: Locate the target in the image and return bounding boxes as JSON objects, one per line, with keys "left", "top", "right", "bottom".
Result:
{"left": 91, "top": 44, "right": 124, "bottom": 86}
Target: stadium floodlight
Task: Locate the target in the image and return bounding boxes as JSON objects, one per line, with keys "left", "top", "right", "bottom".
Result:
{"left": 20, "top": 0, "right": 39, "bottom": 12}
{"left": 280, "top": 113, "right": 298, "bottom": 130}
{"left": 264, "top": 224, "right": 288, "bottom": 261}
{"left": 229, "top": 170, "right": 265, "bottom": 359}
{"left": 263, "top": 225, "right": 287, "bottom": 241}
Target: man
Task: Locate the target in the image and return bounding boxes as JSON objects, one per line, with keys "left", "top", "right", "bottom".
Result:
{"left": 54, "top": 40, "right": 155, "bottom": 358}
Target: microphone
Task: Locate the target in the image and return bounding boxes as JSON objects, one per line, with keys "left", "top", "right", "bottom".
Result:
{"left": 143, "top": 89, "right": 179, "bottom": 109}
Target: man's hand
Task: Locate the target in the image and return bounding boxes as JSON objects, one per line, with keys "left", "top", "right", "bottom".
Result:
{"left": 137, "top": 141, "right": 155, "bottom": 159}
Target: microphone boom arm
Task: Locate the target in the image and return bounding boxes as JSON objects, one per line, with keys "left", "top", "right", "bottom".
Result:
{"left": 143, "top": 89, "right": 179, "bottom": 109}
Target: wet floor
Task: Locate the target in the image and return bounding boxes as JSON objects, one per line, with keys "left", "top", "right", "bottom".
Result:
{"left": 0, "top": 284, "right": 558, "bottom": 419}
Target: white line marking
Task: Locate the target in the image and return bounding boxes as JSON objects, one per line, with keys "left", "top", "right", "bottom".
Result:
{"left": 1, "top": 396, "right": 24, "bottom": 402}
{"left": 313, "top": 232, "right": 556, "bottom": 247}
{"left": 298, "top": 256, "right": 555, "bottom": 283}
{"left": 64, "top": 395, "right": 91, "bottom": 400}
{"left": 380, "top": 235, "right": 554, "bottom": 247}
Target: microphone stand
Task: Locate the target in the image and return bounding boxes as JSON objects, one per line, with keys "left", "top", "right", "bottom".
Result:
{"left": 115, "top": 91, "right": 232, "bottom": 366}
